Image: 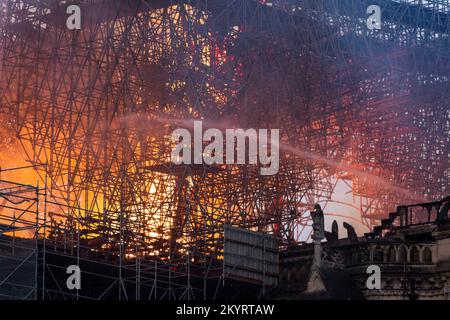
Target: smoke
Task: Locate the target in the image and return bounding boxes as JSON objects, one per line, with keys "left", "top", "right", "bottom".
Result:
{"left": 277, "top": 143, "right": 418, "bottom": 200}
{"left": 149, "top": 114, "right": 420, "bottom": 200}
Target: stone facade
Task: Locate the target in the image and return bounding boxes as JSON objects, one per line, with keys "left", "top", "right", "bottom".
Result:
{"left": 274, "top": 196, "right": 450, "bottom": 300}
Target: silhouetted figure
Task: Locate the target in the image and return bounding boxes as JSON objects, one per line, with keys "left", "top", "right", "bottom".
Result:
{"left": 343, "top": 222, "right": 358, "bottom": 243}
{"left": 311, "top": 204, "right": 325, "bottom": 239}
{"left": 311, "top": 204, "right": 325, "bottom": 268}
{"left": 332, "top": 220, "right": 339, "bottom": 239}
{"left": 325, "top": 220, "right": 339, "bottom": 244}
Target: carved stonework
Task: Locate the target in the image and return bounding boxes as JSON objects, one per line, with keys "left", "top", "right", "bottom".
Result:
{"left": 322, "top": 248, "right": 345, "bottom": 269}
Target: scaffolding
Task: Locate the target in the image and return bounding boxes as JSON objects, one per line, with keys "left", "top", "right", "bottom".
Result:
{"left": 1, "top": 166, "right": 256, "bottom": 300}
{"left": 0, "top": 166, "right": 40, "bottom": 299}
{"left": 0, "top": 0, "right": 449, "bottom": 299}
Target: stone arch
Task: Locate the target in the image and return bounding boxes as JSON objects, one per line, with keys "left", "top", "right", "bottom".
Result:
{"left": 429, "top": 206, "right": 438, "bottom": 222}
{"left": 411, "top": 245, "right": 420, "bottom": 263}
{"left": 422, "top": 246, "right": 432, "bottom": 263}
{"left": 388, "top": 245, "right": 397, "bottom": 263}
{"left": 397, "top": 245, "right": 408, "bottom": 263}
